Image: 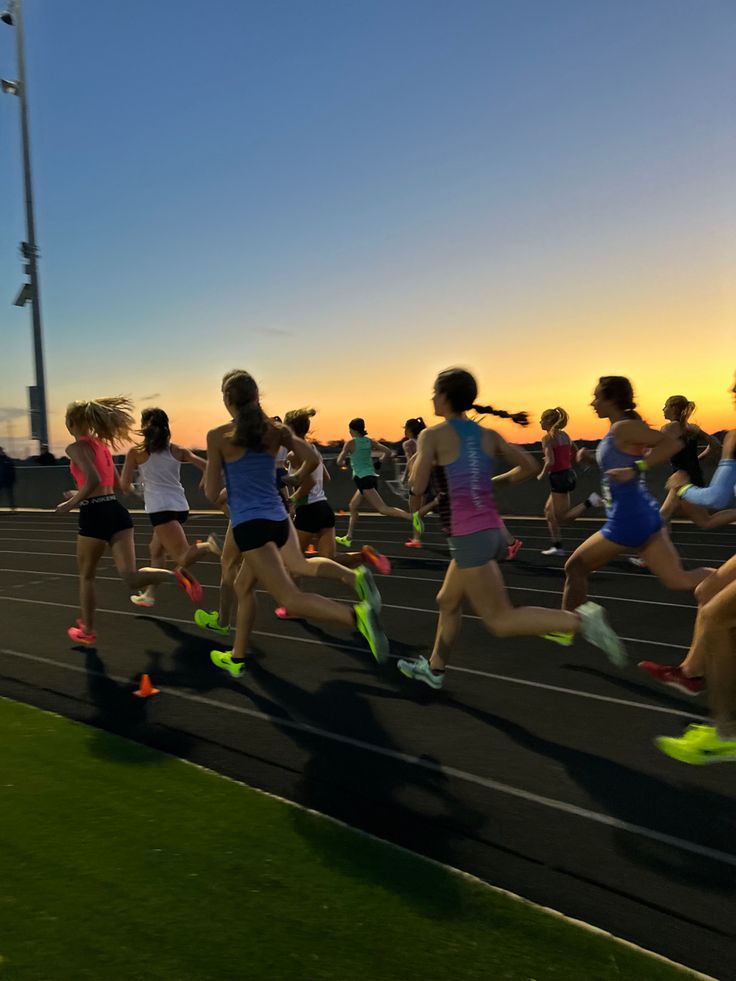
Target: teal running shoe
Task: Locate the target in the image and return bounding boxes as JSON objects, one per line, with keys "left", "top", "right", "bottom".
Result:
{"left": 411, "top": 512, "right": 424, "bottom": 538}
{"left": 354, "top": 600, "right": 389, "bottom": 665}
{"left": 576, "top": 602, "right": 627, "bottom": 667}
{"left": 397, "top": 655, "right": 444, "bottom": 690}
{"left": 195, "top": 609, "right": 230, "bottom": 636}
{"left": 210, "top": 650, "right": 245, "bottom": 678}
{"left": 336, "top": 535, "right": 352, "bottom": 547}
{"left": 354, "top": 565, "right": 382, "bottom": 613}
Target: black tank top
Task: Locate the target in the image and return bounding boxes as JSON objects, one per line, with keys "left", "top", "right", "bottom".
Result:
{"left": 670, "top": 432, "right": 704, "bottom": 486}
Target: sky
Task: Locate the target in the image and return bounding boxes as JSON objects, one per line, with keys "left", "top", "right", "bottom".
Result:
{"left": 0, "top": 0, "right": 734, "bottom": 455}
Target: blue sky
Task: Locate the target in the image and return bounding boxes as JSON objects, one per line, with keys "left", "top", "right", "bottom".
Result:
{"left": 0, "top": 0, "right": 734, "bottom": 453}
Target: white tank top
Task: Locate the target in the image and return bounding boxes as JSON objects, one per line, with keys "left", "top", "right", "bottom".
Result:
{"left": 289, "top": 454, "right": 327, "bottom": 504}
{"left": 138, "top": 445, "right": 189, "bottom": 514}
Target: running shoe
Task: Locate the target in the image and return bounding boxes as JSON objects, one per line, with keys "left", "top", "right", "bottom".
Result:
{"left": 275, "top": 607, "right": 301, "bottom": 620}
{"left": 397, "top": 655, "right": 445, "bottom": 690}
{"left": 411, "top": 512, "right": 425, "bottom": 538}
{"left": 404, "top": 538, "right": 422, "bottom": 549}
{"left": 210, "top": 650, "right": 245, "bottom": 678}
{"left": 130, "top": 592, "right": 155, "bottom": 608}
{"left": 336, "top": 535, "right": 352, "bottom": 547}
{"left": 575, "top": 601, "right": 627, "bottom": 666}
{"left": 628, "top": 557, "right": 648, "bottom": 569}
{"left": 67, "top": 619, "right": 97, "bottom": 646}
{"left": 194, "top": 609, "right": 230, "bottom": 636}
{"left": 506, "top": 538, "right": 523, "bottom": 561}
{"left": 541, "top": 546, "right": 566, "bottom": 557}
{"left": 587, "top": 492, "right": 604, "bottom": 508}
{"left": 543, "top": 630, "right": 575, "bottom": 647}
{"left": 354, "top": 565, "right": 382, "bottom": 613}
{"left": 207, "top": 532, "right": 224, "bottom": 557}
{"left": 638, "top": 661, "right": 705, "bottom": 695}
{"left": 361, "top": 544, "right": 392, "bottom": 576}
{"left": 354, "top": 600, "right": 389, "bottom": 665}
{"left": 655, "top": 724, "right": 736, "bottom": 765}
{"left": 175, "top": 567, "right": 203, "bottom": 604}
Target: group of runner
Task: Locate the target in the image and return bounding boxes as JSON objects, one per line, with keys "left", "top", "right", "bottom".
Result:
{"left": 53, "top": 368, "right": 736, "bottom": 766}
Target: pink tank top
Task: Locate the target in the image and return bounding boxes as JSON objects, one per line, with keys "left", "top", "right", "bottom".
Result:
{"left": 69, "top": 436, "right": 116, "bottom": 490}
{"left": 550, "top": 437, "right": 573, "bottom": 473}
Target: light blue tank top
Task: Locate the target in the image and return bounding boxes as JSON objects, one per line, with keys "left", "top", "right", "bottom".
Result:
{"left": 596, "top": 430, "right": 656, "bottom": 512}
{"left": 350, "top": 435, "right": 376, "bottom": 478}
{"left": 224, "top": 450, "right": 287, "bottom": 526}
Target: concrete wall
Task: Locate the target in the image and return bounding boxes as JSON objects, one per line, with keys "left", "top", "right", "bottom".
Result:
{"left": 9, "top": 456, "right": 718, "bottom": 516}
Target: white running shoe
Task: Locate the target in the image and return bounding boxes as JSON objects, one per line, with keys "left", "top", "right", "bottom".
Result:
{"left": 628, "top": 556, "right": 647, "bottom": 569}
{"left": 541, "top": 546, "right": 566, "bottom": 557}
{"left": 397, "top": 655, "right": 445, "bottom": 689}
{"left": 576, "top": 601, "right": 627, "bottom": 667}
{"left": 587, "top": 492, "right": 603, "bottom": 508}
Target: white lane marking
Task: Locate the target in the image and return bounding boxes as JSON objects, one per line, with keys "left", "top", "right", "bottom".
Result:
{"left": 0, "top": 645, "right": 732, "bottom": 870}
{"left": 0, "top": 556, "right": 697, "bottom": 611}
{"left": 0, "top": 593, "right": 693, "bottom": 710}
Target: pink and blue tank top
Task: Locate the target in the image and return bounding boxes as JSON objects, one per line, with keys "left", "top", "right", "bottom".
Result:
{"left": 434, "top": 419, "right": 502, "bottom": 537}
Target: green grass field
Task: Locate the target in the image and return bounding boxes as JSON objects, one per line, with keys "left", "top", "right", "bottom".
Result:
{"left": 0, "top": 697, "right": 701, "bottom": 981}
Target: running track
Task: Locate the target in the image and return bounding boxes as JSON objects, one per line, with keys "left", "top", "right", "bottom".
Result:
{"left": 0, "top": 511, "right": 734, "bottom": 979}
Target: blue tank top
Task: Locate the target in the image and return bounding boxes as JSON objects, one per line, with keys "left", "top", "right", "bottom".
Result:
{"left": 596, "top": 430, "right": 658, "bottom": 513}
{"left": 434, "top": 419, "right": 501, "bottom": 536}
{"left": 224, "top": 450, "right": 288, "bottom": 526}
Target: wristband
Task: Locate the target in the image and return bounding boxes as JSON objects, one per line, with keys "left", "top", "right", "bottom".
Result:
{"left": 676, "top": 483, "right": 693, "bottom": 498}
{"left": 633, "top": 459, "right": 648, "bottom": 472}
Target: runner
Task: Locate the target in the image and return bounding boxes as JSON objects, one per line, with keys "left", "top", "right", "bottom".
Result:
{"left": 654, "top": 552, "right": 736, "bottom": 764}
{"left": 335, "top": 418, "right": 423, "bottom": 548}
{"left": 396, "top": 368, "right": 626, "bottom": 690}
{"left": 283, "top": 407, "right": 390, "bottom": 576}
{"left": 561, "top": 377, "right": 714, "bottom": 614}
{"left": 536, "top": 407, "right": 603, "bottom": 556}
{"left": 120, "top": 407, "right": 222, "bottom": 607}
{"left": 402, "top": 417, "right": 441, "bottom": 548}
{"left": 55, "top": 397, "right": 202, "bottom": 646}
{"left": 204, "top": 371, "right": 388, "bottom": 677}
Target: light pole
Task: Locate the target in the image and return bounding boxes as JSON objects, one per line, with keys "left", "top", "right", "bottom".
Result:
{"left": 2, "top": 0, "right": 50, "bottom": 456}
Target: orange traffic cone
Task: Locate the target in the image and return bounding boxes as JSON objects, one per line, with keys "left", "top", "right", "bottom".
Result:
{"left": 306, "top": 544, "right": 316, "bottom": 554}
{"left": 134, "top": 674, "right": 160, "bottom": 698}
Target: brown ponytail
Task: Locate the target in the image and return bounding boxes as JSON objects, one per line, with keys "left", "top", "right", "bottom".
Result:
{"left": 139, "top": 407, "right": 171, "bottom": 454}
{"left": 221, "top": 370, "right": 269, "bottom": 450}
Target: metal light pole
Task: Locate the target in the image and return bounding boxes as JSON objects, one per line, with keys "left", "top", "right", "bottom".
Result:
{"left": 2, "top": 0, "right": 50, "bottom": 455}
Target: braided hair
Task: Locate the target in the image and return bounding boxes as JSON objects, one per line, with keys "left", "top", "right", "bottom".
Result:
{"left": 434, "top": 368, "right": 529, "bottom": 427}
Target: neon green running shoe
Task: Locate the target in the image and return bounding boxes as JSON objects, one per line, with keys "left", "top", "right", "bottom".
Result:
{"left": 354, "top": 600, "right": 389, "bottom": 665}
{"left": 354, "top": 565, "right": 382, "bottom": 613}
{"left": 336, "top": 535, "right": 352, "bottom": 547}
{"left": 195, "top": 609, "right": 230, "bottom": 636}
{"left": 411, "top": 512, "right": 424, "bottom": 538}
{"left": 543, "top": 630, "right": 575, "bottom": 647}
{"left": 656, "top": 724, "right": 736, "bottom": 765}
{"left": 210, "top": 650, "right": 245, "bottom": 678}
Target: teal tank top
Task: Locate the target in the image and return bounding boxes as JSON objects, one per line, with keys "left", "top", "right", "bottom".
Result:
{"left": 350, "top": 435, "right": 375, "bottom": 478}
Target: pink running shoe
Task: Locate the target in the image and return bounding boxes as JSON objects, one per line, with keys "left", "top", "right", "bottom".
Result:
{"left": 67, "top": 619, "right": 97, "bottom": 646}
{"left": 275, "top": 607, "right": 300, "bottom": 620}
{"left": 506, "top": 538, "right": 523, "bottom": 561}
{"left": 175, "top": 567, "right": 203, "bottom": 604}
{"left": 404, "top": 539, "right": 422, "bottom": 549}
{"left": 361, "top": 544, "right": 392, "bottom": 576}
{"left": 638, "top": 661, "right": 705, "bottom": 695}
